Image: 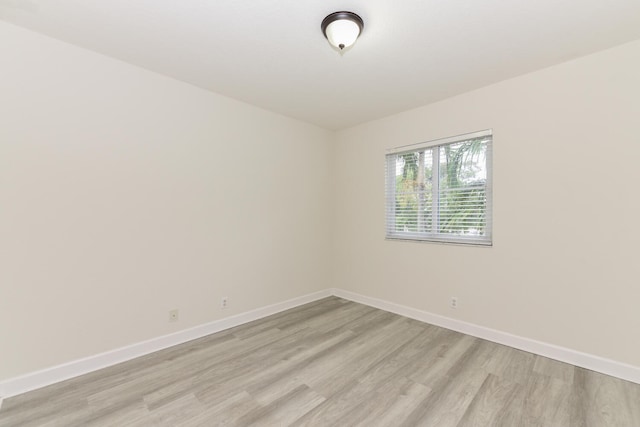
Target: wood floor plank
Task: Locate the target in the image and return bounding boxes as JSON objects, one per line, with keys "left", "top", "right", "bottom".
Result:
{"left": 408, "top": 332, "right": 477, "bottom": 387}
{"left": 533, "top": 354, "right": 576, "bottom": 383}
{"left": 399, "top": 338, "right": 490, "bottom": 426}
{"left": 307, "top": 319, "right": 426, "bottom": 397}
{"left": 348, "top": 378, "right": 432, "bottom": 427}
{"left": 176, "top": 391, "right": 260, "bottom": 427}
{"left": 520, "top": 372, "right": 572, "bottom": 427}
{"left": 569, "top": 367, "right": 590, "bottom": 427}
{"left": 490, "top": 346, "right": 537, "bottom": 386}
{"left": 146, "top": 393, "right": 205, "bottom": 427}
{"left": 236, "top": 384, "right": 325, "bottom": 427}
{"left": 2, "top": 296, "right": 640, "bottom": 427}
{"left": 356, "top": 326, "right": 440, "bottom": 388}
{"left": 82, "top": 399, "right": 152, "bottom": 427}
{"left": 581, "top": 368, "right": 640, "bottom": 427}
{"left": 196, "top": 330, "right": 356, "bottom": 406}
{"left": 456, "top": 374, "right": 523, "bottom": 427}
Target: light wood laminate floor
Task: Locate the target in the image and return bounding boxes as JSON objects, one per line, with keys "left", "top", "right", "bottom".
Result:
{"left": 1, "top": 297, "right": 639, "bottom": 426}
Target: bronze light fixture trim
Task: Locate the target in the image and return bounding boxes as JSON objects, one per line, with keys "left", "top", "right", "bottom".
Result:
{"left": 321, "top": 11, "right": 364, "bottom": 52}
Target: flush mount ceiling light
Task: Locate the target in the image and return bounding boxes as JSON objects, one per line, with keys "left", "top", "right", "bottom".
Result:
{"left": 321, "top": 11, "right": 364, "bottom": 52}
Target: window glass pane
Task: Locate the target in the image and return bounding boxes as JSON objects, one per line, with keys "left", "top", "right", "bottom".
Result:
{"left": 438, "top": 139, "right": 488, "bottom": 236}
{"left": 394, "top": 151, "right": 433, "bottom": 233}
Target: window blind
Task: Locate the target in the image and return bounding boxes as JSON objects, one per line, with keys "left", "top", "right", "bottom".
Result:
{"left": 385, "top": 130, "right": 492, "bottom": 245}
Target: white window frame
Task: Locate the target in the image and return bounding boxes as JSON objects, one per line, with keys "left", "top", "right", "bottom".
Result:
{"left": 385, "top": 129, "right": 493, "bottom": 246}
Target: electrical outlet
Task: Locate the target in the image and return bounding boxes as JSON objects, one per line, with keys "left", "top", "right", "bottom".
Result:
{"left": 169, "top": 309, "right": 179, "bottom": 322}
{"left": 221, "top": 297, "right": 229, "bottom": 309}
{"left": 450, "top": 297, "right": 458, "bottom": 309}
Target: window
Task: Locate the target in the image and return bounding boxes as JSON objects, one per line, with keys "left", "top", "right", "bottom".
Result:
{"left": 385, "top": 130, "right": 492, "bottom": 245}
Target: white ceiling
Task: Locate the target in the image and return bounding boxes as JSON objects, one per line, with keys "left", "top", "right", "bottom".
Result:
{"left": 2, "top": 0, "right": 640, "bottom": 130}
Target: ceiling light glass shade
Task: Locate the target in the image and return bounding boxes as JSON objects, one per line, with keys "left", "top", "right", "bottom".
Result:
{"left": 321, "top": 12, "right": 364, "bottom": 51}
{"left": 325, "top": 19, "right": 360, "bottom": 49}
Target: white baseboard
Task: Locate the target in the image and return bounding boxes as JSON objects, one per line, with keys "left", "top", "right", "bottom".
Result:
{"left": 331, "top": 288, "right": 640, "bottom": 385}
{"left": 0, "top": 289, "right": 332, "bottom": 400}
{"left": 2, "top": 287, "right": 639, "bottom": 401}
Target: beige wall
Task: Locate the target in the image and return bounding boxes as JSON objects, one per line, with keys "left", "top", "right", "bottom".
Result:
{"left": 0, "top": 22, "right": 333, "bottom": 381}
{"left": 332, "top": 40, "right": 640, "bottom": 367}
